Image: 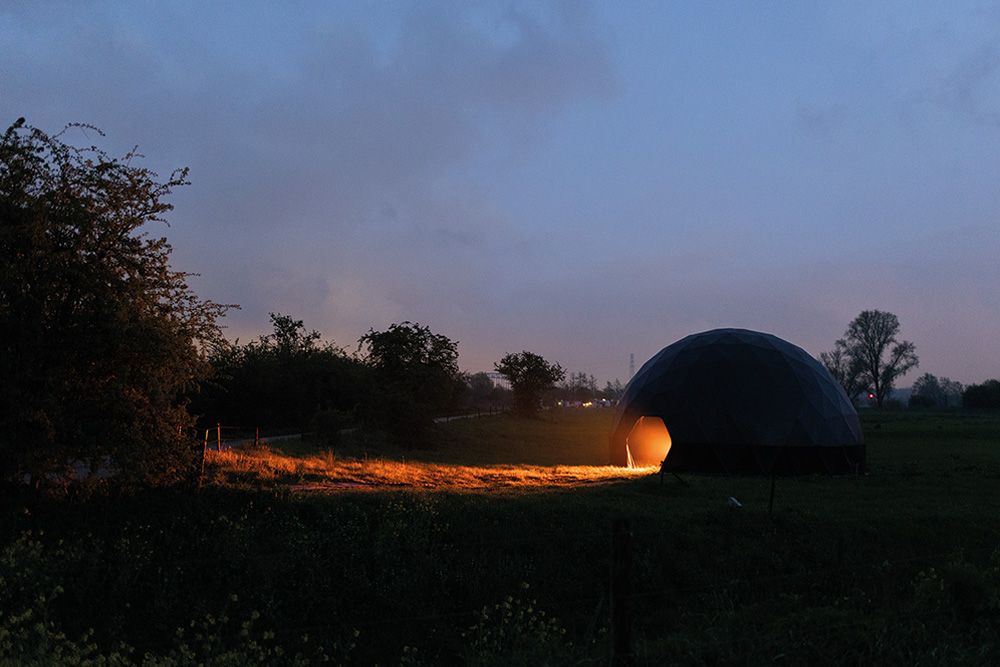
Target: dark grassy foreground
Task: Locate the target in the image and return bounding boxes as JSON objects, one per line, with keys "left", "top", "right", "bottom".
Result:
{"left": 3, "top": 410, "right": 1000, "bottom": 665}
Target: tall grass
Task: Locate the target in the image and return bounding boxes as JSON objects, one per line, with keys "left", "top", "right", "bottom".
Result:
{"left": 3, "top": 409, "right": 1000, "bottom": 664}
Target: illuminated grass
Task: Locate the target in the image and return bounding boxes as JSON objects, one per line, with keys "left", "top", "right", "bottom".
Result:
{"left": 204, "top": 409, "right": 655, "bottom": 492}
{"left": 206, "top": 446, "right": 653, "bottom": 492}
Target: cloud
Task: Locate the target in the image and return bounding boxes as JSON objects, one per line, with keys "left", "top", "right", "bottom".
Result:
{"left": 6, "top": 3, "right": 1000, "bottom": 386}
{"left": 172, "top": 3, "right": 616, "bottom": 342}
{"left": 935, "top": 40, "right": 1000, "bottom": 126}
{"left": 796, "top": 104, "right": 846, "bottom": 133}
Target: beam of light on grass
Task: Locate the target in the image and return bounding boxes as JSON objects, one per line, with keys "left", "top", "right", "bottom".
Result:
{"left": 206, "top": 447, "right": 656, "bottom": 492}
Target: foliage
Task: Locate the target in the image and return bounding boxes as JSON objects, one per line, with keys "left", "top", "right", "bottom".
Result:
{"left": 464, "top": 372, "right": 509, "bottom": 413}
{"left": 495, "top": 351, "right": 565, "bottom": 416}
{"left": 195, "top": 313, "right": 364, "bottom": 433}
{"left": 4, "top": 411, "right": 1000, "bottom": 663}
{"left": 358, "top": 321, "right": 463, "bottom": 438}
{"left": 908, "top": 373, "right": 963, "bottom": 409}
{"left": 831, "top": 310, "right": 918, "bottom": 408}
{"left": 461, "top": 584, "right": 575, "bottom": 666}
{"left": 819, "top": 338, "right": 867, "bottom": 404}
{"left": 963, "top": 379, "right": 1000, "bottom": 409}
{"left": 0, "top": 119, "right": 230, "bottom": 488}
{"left": 559, "top": 371, "right": 598, "bottom": 402}
{"left": 602, "top": 378, "right": 625, "bottom": 401}
{"left": 0, "top": 535, "right": 356, "bottom": 665}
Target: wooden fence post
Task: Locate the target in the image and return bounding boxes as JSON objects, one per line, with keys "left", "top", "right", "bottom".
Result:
{"left": 611, "top": 519, "right": 633, "bottom": 666}
{"left": 216, "top": 422, "right": 221, "bottom": 452}
{"left": 199, "top": 428, "right": 209, "bottom": 489}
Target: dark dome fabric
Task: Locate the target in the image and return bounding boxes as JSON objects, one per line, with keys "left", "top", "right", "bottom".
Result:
{"left": 609, "top": 329, "right": 864, "bottom": 474}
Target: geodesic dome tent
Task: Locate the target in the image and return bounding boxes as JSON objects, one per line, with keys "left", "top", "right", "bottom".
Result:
{"left": 610, "top": 329, "right": 864, "bottom": 474}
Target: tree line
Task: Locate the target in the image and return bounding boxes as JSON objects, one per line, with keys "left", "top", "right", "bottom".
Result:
{"left": 819, "top": 309, "right": 1000, "bottom": 409}
{"left": 1, "top": 120, "right": 576, "bottom": 490}
{"left": 4, "top": 119, "right": 998, "bottom": 492}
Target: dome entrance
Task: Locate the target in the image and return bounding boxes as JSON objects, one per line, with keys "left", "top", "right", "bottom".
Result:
{"left": 625, "top": 416, "right": 671, "bottom": 468}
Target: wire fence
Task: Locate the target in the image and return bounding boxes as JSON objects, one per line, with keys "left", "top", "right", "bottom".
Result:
{"left": 197, "top": 407, "right": 505, "bottom": 453}
{"left": 12, "top": 506, "right": 999, "bottom": 662}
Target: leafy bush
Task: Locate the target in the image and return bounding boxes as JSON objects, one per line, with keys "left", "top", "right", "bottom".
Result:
{"left": 1, "top": 119, "right": 229, "bottom": 488}
{"left": 195, "top": 313, "right": 366, "bottom": 434}
{"left": 461, "top": 584, "right": 576, "bottom": 666}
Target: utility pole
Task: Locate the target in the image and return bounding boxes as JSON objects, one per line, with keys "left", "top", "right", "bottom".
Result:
{"left": 628, "top": 353, "right": 635, "bottom": 379}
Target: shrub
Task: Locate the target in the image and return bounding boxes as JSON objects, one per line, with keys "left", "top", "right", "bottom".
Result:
{"left": 963, "top": 380, "right": 1000, "bottom": 409}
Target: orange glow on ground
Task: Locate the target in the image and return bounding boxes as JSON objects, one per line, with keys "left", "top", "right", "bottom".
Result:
{"left": 625, "top": 416, "right": 672, "bottom": 467}
{"left": 206, "top": 447, "right": 655, "bottom": 493}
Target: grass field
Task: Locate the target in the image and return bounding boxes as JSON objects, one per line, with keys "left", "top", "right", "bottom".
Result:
{"left": 3, "top": 409, "right": 1000, "bottom": 664}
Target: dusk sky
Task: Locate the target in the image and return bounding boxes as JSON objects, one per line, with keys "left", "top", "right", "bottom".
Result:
{"left": 4, "top": 1, "right": 999, "bottom": 385}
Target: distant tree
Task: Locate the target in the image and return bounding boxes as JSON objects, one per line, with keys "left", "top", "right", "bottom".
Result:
{"left": 265, "top": 313, "right": 321, "bottom": 357}
{"left": 358, "top": 322, "right": 462, "bottom": 438}
{"left": 963, "top": 379, "right": 1000, "bottom": 409}
{"left": 839, "top": 310, "right": 918, "bottom": 408}
{"left": 195, "top": 313, "right": 363, "bottom": 433}
{"left": 467, "top": 372, "right": 494, "bottom": 405}
{"left": 602, "top": 379, "right": 625, "bottom": 401}
{"left": 819, "top": 338, "right": 867, "bottom": 404}
{"left": 465, "top": 371, "right": 507, "bottom": 413}
{"left": 909, "top": 373, "right": 941, "bottom": 408}
{"left": 0, "top": 119, "right": 230, "bottom": 488}
{"left": 562, "top": 372, "right": 598, "bottom": 402}
{"left": 909, "top": 373, "right": 963, "bottom": 409}
{"left": 495, "top": 351, "right": 565, "bottom": 416}
{"left": 940, "top": 378, "right": 964, "bottom": 407}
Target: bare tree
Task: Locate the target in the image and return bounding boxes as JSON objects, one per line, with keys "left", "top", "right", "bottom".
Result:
{"left": 842, "top": 310, "right": 918, "bottom": 408}
{"left": 819, "top": 338, "right": 867, "bottom": 404}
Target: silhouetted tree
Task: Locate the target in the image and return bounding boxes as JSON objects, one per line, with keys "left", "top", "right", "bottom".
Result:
{"left": 963, "top": 379, "right": 1000, "bottom": 409}
{"left": 195, "top": 313, "right": 363, "bottom": 433}
{"left": 465, "top": 371, "right": 508, "bottom": 412}
{"left": 358, "top": 321, "right": 462, "bottom": 439}
{"left": 467, "top": 372, "right": 494, "bottom": 405}
{"left": 602, "top": 379, "right": 625, "bottom": 401}
{"left": 0, "top": 119, "right": 230, "bottom": 488}
{"left": 561, "top": 372, "right": 598, "bottom": 402}
{"left": 909, "top": 373, "right": 963, "bottom": 409}
{"left": 495, "top": 351, "right": 565, "bottom": 416}
{"left": 941, "top": 378, "right": 964, "bottom": 407}
{"left": 834, "top": 310, "right": 918, "bottom": 408}
{"left": 819, "top": 338, "right": 867, "bottom": 404}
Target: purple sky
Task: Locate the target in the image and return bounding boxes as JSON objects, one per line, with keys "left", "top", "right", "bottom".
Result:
{"left": 4, "top": 2, "right": 1000, "bottom": 385}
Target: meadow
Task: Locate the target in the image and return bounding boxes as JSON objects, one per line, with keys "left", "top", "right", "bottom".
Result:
{"left": 3, "top": 409, "right": 1000, "bottom": 664}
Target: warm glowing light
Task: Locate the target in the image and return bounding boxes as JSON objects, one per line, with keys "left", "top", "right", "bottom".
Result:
{"left": 205, "top": 447, "right": 650, "bottom": 492}
{"left": 625, "top": 416, "right": 671, "bottom": 468}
